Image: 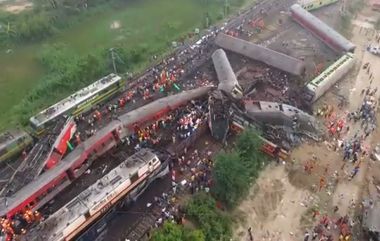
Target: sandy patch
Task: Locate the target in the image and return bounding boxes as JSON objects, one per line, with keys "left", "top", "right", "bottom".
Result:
{"left": 110, "top": 21, "right": 121, "bottom": 30}
{"left": 1, "top": 0, "right": 33, "bottom": 14}
{"left": 233, "top": 165, "right": 314, "bottom": 241}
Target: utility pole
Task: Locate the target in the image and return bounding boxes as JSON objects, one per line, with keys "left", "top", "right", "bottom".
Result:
{"left": 224, "top": 0, "right": 229, "bottom": 17}
{"left": 204, "top": 0, "right": 210, "bottom": 28}
{"left": 109, "top": 48, "right": 118, "bottom": 74}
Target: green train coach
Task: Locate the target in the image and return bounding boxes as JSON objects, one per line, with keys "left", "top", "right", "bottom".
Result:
{"left": 0, "top": 130, "right": 33, "bottom": 163}
{"left": 29, "top": 73, "right": 126, "bottom": 136}
{"left": 298, "top": 0, "right": 339, "bottom": 11}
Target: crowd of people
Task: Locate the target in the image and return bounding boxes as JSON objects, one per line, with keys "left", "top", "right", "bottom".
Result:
{"left": 174, "top": 101, "right": 207, "bottom": 140}
{"left": 304, "top": 214, "right": 353, "bottom": 241}
{"left": 149, "top": 147, "right": 214, "bottom": 232}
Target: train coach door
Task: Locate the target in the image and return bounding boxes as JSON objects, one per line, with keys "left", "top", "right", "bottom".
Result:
{"left": 112, "top": 126, "right": 123, "bottom": 142}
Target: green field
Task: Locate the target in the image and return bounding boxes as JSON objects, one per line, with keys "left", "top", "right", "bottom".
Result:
{"left": 0, "top": 0, "right": 249, "bottom": 130}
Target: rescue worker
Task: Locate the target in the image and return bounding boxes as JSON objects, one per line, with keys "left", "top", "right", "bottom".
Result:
{"left": 319, "top": 176, "right": 325, "bottom": 191}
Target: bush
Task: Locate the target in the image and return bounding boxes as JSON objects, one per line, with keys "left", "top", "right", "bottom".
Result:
{"left": 212, "top": 129, "right": 268, "bottom": 208}
{"left": 15, "top": 11, "right": 56, "bottom": 41}
{"left": 151, "top": 222, "right": 205, "bottom": 241}
{"left": 185, "top": 193, "right": 232, "bottom": 241}
{"left": 212, "top": 151, "right": 250, "bottom": 208}
{"left": 235, "top": 128, "right": 268, "bottom": 179}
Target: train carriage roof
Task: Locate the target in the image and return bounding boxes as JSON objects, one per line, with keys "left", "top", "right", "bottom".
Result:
{"left": 290, "top": 4, "right": 356, "bottom": 53}
{"left": 118, "top": 86, "right": 214, "bottom": 124}
{"left": 0, "top": 129, "right": 30, "bottom": 152}
{"left": 307, "top": 53, "right": 354, "bottom": 89}
{"left": 215, "top": 33, "right": 306, "bottom": 76}
{"left": 29, "top": 74, "right": 122, "bottom": 128}
{"left": 21, "top": 149, "right": 158, "bottom": 241}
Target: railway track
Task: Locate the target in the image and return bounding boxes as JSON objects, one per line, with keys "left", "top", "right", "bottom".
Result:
{"left": 0, "top": 119, "right": 66, "bottom": 197}
{"left": 123, "top": 212, "right": 157, "bottom": 241}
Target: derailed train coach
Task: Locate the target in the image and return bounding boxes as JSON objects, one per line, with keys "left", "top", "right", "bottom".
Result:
{"left": 214, "top": 33, "right": 306, "bottom": 76}
{"left": 211, "top": 49, "right": 244, "bottom": 99}
{"left": 297, "top": 0, "right": 339, "bottom": 11}
{"left": 0, "top": 130, "right": 33, "bottom": 164}
{"left": 290, "top": 4, "right": 355, "bottom": 53}
{"left": 0, "top": 86, "right": 213, "bottom": 240}
{"left": 21, "top": 149, "right": 169, "bottom": 241}
{"left": 304, "top": 53, "right": 355, "bottom": 103}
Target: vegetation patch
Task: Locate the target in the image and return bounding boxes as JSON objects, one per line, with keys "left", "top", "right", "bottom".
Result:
{"left": 212, "top": 129, "right": 269, "bottom": 208}
{"left": 151, "top": 222, "right": 205, "bottom": 241}
{"left": 0, "top": 0, "right": 252, "bottom": 130}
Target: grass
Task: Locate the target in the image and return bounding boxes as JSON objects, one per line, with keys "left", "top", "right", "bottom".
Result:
{"left": 0, "top": 0, "right": 254, "bottom": 131}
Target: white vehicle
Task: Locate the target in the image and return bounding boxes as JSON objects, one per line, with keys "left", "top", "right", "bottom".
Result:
{"left": 367, "top": 45, "right": 380, "bottom": 55}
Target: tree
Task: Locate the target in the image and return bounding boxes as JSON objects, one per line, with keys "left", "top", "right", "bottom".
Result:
{"left": 151, "top": 222, "right": 205, "bottom": 241}
{"left": 16, "top": 11, "right": 56, "bottom": 41}
{"left": 212, "top": 151, "right": 250, "bottom": 208}
{"left": 235, "top": 128, "right": 268, "bottom": 179}
{"left": 185, "top": 193, "right": 232, "bottom": 241}
{"left": 151, "top": 222, "right": 183, "bottom": 241}
{"left": 183, "top": 229, "right": 205, "bottom": 241}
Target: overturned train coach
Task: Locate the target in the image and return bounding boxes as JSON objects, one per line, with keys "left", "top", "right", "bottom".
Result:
{"left": 214, "top": 33, "right": 306, "bottom": 76}
{"left": 0, "top": 86, "right": 212, "bottom": 221}
{"left": 212, "top": 49, "right": 244, "bottom": 99}
{"left": 304, "top": 52, "right": 355, "bottom": 103}
{"left": 21, "top": 149, "right": 168, "bottom": 241}
{"left": 290, "top": 4, "right": 355, "bottom": 53}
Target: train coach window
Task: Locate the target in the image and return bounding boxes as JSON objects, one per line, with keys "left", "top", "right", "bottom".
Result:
{"left": 130, "top": 172, "right": 139, "bottom": 183}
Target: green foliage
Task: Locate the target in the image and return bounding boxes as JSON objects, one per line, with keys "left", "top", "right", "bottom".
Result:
{"left": 185, "top": 193, "right": 232, "bottom": 241}
{"left": 212, "top": 129, "right": 268, "bottom": 208}
{"left": 15, "top": 10, "right": 56, "bottom": 41}
{"left": 212, "top": 151, "right": 250, "bottom": 208}
{"left": 0, "top": 0, "right": 252, "bottom": 129}
{"left": 151, "top": 222, "right": 205, "bottom": 241}
{"left": 38, "top": 43, "right": 78, "bottom": 73}
{"left": 183, "top": 229, "right": 205, "bottom": 241}
{"left": 235, "top": 128, "right": 268, "bottom": 179}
